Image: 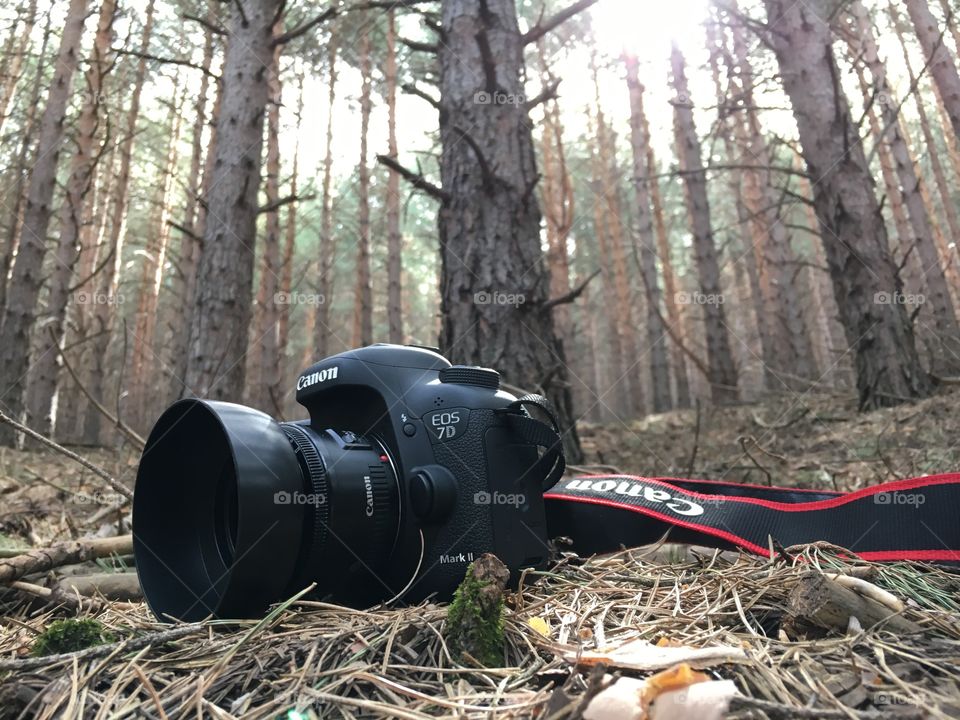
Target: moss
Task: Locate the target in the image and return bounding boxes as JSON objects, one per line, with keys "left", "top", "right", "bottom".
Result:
{"left": 31, "top": 619, "right": 113, "bottom": 657}
{"left": 445, "top": 554, "right": 509, "bottom": 667}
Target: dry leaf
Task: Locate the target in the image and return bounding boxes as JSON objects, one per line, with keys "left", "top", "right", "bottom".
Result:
{"left": 527, "top": 616, "right": 550, "bottom": 637}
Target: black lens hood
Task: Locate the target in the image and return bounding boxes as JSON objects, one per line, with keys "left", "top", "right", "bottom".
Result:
{"left": 133, "top": 399, "right": 305, "bottom": 620}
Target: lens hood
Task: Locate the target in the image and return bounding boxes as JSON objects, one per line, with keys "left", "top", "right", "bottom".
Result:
{"left": 133, "top": 399, "right": 305, "bottom": 620}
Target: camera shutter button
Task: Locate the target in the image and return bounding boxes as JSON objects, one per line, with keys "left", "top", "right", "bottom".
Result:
{"left": 409, "top": 466, "right": 457, "bottom": 523}
{"left": 438, "top": 366, "right": 500, "bottom": 389}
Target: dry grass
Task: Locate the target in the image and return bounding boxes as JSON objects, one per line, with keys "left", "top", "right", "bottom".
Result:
{"left": 2, "top": 545, "right": 960, "bottom": 718}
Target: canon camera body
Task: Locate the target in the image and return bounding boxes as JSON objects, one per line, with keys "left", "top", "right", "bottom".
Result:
{"left": 133, "top": 344, "right": 564, "bottom": 621}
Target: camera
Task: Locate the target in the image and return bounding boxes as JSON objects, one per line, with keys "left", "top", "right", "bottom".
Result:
{"left": 133, "top": 344, "right": 564, "bottom": 621}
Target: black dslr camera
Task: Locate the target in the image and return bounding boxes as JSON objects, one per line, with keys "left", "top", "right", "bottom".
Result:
{"left": 133, "top": 344, "right": 564, "bottom": 621}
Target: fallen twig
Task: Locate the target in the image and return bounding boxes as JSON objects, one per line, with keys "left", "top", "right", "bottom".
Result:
{"left": 0, "top": 410, "right": 133, "bottom": 499}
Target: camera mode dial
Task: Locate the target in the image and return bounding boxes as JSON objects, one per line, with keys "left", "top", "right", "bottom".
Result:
{"left": 438, "top": 365, "right": 500, "bottom": 389}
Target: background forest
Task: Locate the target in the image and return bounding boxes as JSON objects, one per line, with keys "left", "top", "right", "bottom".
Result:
{"left": 1, "top": 0, "right": 960, "bottom": 463}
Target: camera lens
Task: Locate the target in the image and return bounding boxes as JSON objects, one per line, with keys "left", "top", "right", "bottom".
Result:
{"left": 279, "top": 424, "right": 401, "bottom": 596}
{"left": 133, "top": 399, "right": 400, "bottom": 621}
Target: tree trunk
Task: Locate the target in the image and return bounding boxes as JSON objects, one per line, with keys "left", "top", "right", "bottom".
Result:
{"left": 385, "top": 10, "right": 404, "bottom": 345}
{"left": 0, "top": 7, "right": 51, "bottom": 322}
{"left": 82, "top": 0, "right": 156, "bottom": 444}
{"left": 130, "top": 78, "right": 185, "bottom": 430}
{"left": 647, "top": 131, "right": 691, "bottom": 408}
{"left": 761, "top": 0, "right": 932, "bottom": 409}
{"left": 591, "top": 73, "right": 644, "bottom": 417}
{"left": 185, "top": 0, "right": 281, "bottom": 399}
{"left": 278, "top": 69, "right": 305, "bottom": 411}
{"left": 587, "top": 119, "right": 627, "bottom": 420}
{"left": 852, "top": 63, "right": 921, "bottom": 294}
{"left": 0, "top": 0, "right": 38, "bottom": 139}
{"left": 56, "top": 146, "right": 117, "bottom": 442}
{"left": 704, "top": 15, "right": 771, "bottom": 393}
{"left": 167, "top": 19, "right": 216, "bottom": 404}
{"left": 729, "top": 21, "right": 818, "bottom": 386}
{"left": 352, "top": 18, "right": 374, "bottom": 348}
{"left": 24, "top": 0, "right": 116, "bottom": 439}
{"left": 852, "top": 0, "right": 960, "bottom": 374}
{"left": 314, "top": 41, "right": 338, "bottom": 361}
{"left": 536, "top": 42, "right": 574, "bottom": 343}
{"left": 795, "top": 156, "right": 853, "bottom": 388}
{"left": 905, "top": 0, "right": 960, "bottom": 142}
{"left": 0, "top": 0, "right": 90, "bottom": 447}
{"left": 894, "top": 13, "right": 960, "bottom": 284}
{"left": 625, "top": 55, "right": 671, "bottom": 413}
{"left": 249, "top": 33, "right": 283, "bottom": 414}
{"left": 670, "top": 43, "right": 739, "bottom": 404}
{"left": 437, "top": 0, "right": 582, "bottom": 462}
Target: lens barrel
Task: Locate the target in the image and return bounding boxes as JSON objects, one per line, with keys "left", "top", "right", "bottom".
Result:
{"left": 133, "top": 399, "right": 399, "bottom": 621}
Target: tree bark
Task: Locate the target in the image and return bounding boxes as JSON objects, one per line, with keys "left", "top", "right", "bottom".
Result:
{"left": 670, "top": 43, "right": 739, "bottom": 405}
{"left": 24, "top": 0, "right": 117, "bottom": 439}
{"left": 386, "top": 10, "right": 404, "bottom": 345}
{"left": 0, "top": 0, "right": 90, "bottom": 447}
{"left": 852, "top": 63, "right": 920, "bottom": 295}
{"left": 249, "top": 32, "right": 283, "bottom": 413}
{"left": 852, "top": 0, "right": 960, "bottom": 374}
{"left": 437, "top": 0, "right": 583, "bottom": 462}
{"left": 761, "top": 0, "right": 932, "bottom": 409}
{"left": 905, "top": 0, "right": 960, "bottom": 142}
{"left": 352, "top": 17, "right": 374, "bottom": 348}
{"left": 625, "top": 55, "right": 671, "bottom": 413}
{"left": 185, "top": 0, "right": 281, "bottom": 399}
{"left": 314, "top": 41, "right": 338, "bottom": 361}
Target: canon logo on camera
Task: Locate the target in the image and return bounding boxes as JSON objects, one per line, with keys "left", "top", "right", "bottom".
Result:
{"left": 297, "top": 365, "right": 339, "bottom": 390}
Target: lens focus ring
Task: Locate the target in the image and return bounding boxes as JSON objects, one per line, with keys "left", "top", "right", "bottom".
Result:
{"left": 281, "top": 424, "right": 330, "bottom": 556}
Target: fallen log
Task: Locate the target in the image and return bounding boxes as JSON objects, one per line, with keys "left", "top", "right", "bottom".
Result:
{"left": 785, "top": 571, "right": 921, "bottom": 636}
{"left": 0, "top": 535, "right": 133, "bottom": 584}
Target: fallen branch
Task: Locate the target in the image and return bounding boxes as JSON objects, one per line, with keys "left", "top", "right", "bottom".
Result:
{"left": 751, "top": 407, "right": 810, "bottom": 429}
{"left": 0, "top": 535, "right": 133, "bottom": 584}
{"left": 50, "top": 326, "right": 146, "bottom": 449}
{"left": 0, "top": 623, "right": 207, "bottom": 671}
{"left": 0, "top": 410, "right": 133, "bottom": 499}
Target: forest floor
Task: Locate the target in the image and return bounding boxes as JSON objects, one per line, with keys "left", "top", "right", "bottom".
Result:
{"left": 1, "top": 388, "right": 960, "bottom": 717}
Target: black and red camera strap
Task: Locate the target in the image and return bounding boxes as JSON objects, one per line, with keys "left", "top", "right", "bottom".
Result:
{"left": 543, "top": 473, "right": 960, "bottom": 562}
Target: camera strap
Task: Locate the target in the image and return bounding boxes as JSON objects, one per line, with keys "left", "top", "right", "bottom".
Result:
{"left": 496, "top": 394, "right": 566, "bottom": 489}
{"left": 543, "top": 473, "right": 960, "bottom": 562}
